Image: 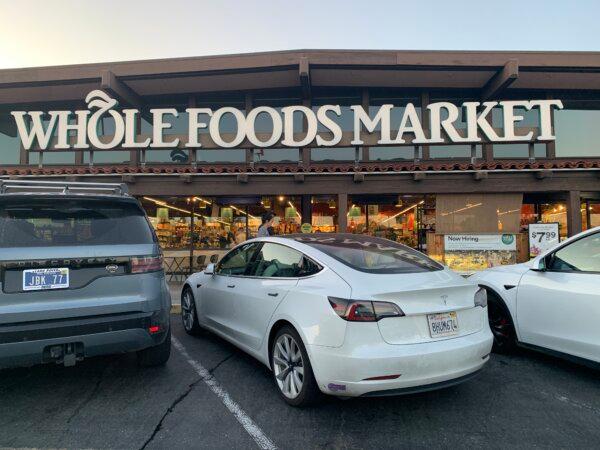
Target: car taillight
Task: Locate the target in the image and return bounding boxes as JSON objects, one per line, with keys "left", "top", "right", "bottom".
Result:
{"left": 328, "top": 297, "right": 405, "bottom": 322}
{"left": 131, "top": 255, "right": 163, "bottom": 274}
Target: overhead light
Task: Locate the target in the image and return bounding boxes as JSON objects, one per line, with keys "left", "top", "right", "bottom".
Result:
{"left": 278, "top": 196, "right": 285, "bottom": 202}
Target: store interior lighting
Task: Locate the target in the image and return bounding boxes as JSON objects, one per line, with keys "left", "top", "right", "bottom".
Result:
{"left": 288, "top": 201, "right": 302, "bottom": 220}
{"left": 381, "top": 200, "right": 424, "bottom": 224}
{"left": 143, "top": 196, "right": 230, "bottom": 224}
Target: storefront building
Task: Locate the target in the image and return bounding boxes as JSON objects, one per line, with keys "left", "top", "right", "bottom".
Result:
{"left": 0, "top": 50, "right": 599, "bottom": 272}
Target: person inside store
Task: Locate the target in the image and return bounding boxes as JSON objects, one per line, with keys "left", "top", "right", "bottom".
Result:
{"left": 234, "top": 225, "right": 247, "bottom": 244}
{"left": 257, "top": 211, "right": 276, "bottom": 237}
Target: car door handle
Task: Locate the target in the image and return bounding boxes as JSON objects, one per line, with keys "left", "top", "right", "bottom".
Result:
{"left": 267, "top": 292, "right": 279, "bottom": 297}
{"left": 227, "top": 284, "right": 235, "bottom": 288}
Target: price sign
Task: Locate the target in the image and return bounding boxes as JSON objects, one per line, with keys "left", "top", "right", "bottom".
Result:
{"left": 528, "top": 223, "right": 560, "bottom": 257}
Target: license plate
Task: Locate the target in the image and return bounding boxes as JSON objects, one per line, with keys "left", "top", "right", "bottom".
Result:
{"left": 427, "top": 311, "right": 459, "bottom": 338}
{"left": 23, "top": 268, "right": 69, "bottom": 291}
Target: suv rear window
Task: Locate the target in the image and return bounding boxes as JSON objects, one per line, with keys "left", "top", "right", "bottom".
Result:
{"left": 291, "top": 234, "right": 442, "bottom": 274}
{"left": 0, "top": 198, "right": 155, "bottom": 248}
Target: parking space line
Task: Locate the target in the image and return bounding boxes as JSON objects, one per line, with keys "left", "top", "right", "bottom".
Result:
{"left": 172, "top": 337, "right": 277, "bottom": 450}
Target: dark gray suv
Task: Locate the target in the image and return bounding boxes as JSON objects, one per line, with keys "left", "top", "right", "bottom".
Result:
{"left": 0, "top": 180, "right": 171, "bottom": 369}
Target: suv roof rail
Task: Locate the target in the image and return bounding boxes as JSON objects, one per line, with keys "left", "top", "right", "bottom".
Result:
{"left": 0, "top": 179, "right": 129, "bottom": 196}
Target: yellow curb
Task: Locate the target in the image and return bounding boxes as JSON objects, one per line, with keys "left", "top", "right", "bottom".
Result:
{"left": 171, "top": 304, "right": 182, "bottom": 314}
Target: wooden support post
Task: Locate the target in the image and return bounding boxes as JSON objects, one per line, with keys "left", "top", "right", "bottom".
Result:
{"left": 188, "top": 95, "right": 197, "bottom": 167}
{"left": 301, "top": 195, "right": 312, "bottom": 227}
{"left": 338, "top": 193, "right": 348, "bottom": 232}
{"left": 245, "top": 93, "right": 253, "bottom": 166}
{"left": 300, "top": 98, "right": 311, "bottom": 167}
{"left": 546, "top": 93, "right": 556, "bottom": 158}
{"left": 566, "top": 190, "right": 582, "bottom": 237}
{"left": 361, "top": 88, "right": 370, "bottom": 162}
{"left": 421, "top": 91, "right": 430, "bottom": 160}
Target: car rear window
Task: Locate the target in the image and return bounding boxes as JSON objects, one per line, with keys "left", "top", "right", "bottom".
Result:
{"left": 0, "top": 198, "right": 155, "bottom": 248}
{"left": 291, "top": 235, "right": 443, "bottom": 274}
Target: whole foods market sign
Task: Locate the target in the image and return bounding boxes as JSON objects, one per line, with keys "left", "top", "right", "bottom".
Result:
{"left": 11, "top": 90, "right": 563, "bottom": 151}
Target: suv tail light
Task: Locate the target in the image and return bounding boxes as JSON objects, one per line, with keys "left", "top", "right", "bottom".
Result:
{"left": 328, "top": 297, "right": 405, "bottom": 322}
{"left": 131, "top": 255, "right": 163, "bottom": 274}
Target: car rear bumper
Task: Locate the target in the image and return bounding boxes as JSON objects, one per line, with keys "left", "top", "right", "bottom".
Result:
{"left": 0, "top": 309, "right": 170, "bottom": 369}
{"left": 308, "top": 326, "right": 493, "bottom": 397}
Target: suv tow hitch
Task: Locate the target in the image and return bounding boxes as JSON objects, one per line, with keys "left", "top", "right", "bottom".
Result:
{"left": 46, "top": 343, "right": 84, "bottom": 367}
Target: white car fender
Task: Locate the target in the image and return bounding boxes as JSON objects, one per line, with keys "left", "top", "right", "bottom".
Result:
{"left": 260, "top": 267, "right": 352, "bottom": 368}
{"left": 469, "top": 264, "right": 530, "bottom": 338}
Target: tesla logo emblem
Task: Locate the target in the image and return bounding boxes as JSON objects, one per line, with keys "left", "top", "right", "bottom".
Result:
{"left": 441, "top": 295, "right": 448, "bottom": 305}
{"left": 106, "top": 264, "right": 118, "bottom": 273}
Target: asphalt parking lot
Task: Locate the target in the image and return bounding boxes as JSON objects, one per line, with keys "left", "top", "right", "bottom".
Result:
{"left": 1, "top": 315, "right": 599, "bottom": 450}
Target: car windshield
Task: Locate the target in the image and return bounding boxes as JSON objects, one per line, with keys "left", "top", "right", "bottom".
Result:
{"left": 291, "top": 234, "right": 443, "bottom": 274}
{"left": 0, "top": 198, "right": 155, "bottom": 248}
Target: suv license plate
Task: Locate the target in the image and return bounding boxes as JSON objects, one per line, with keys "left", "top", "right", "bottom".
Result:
{"left": 427, "top": 312, "right": 459, "bottom": 338}
{"left": 23, "top": 268, "right": 70, "bottom": 291}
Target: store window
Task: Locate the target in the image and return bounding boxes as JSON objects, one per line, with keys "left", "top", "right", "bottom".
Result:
{"left": 146, "top": 112, "right": 189, "bottom": 163}
{"left": 540, "top": 202, "right": 568, "bottom": 240}
{"left": 554, "top": 108, "right": 600, "bottom": 158}
{"left": 436, "top": 194, "right": 523, "bottom": 272}
{"left": 347, "top": 195, "right": 429, "bottom": 250}
{"left": 430, "top": 145, "right": 476, "bottom": 159}
{"left": 0, "top": 117, "right": 21, "bottom": 164}
{"left": 368, "top": 95, "right": 421, "bottom": 161}
{"left": 83, "top": 116, "right": 131, "bottom": 164}
{"left": 311, "top": 196, "right": 338, "bottom": 233}
{"left": 582, "top": 201, "right": 600, "bottom": 231}
{"left": 311, "top": 95, "right": 359, "bottom": 161}
{"left": 252, "top": 98, "right": 301, "bottom": 163}
{"left": 493, "top": 143, "right": 546, "bottom": 159}
{"left": 26, "top": 117, "right": 76, "bottom": 165}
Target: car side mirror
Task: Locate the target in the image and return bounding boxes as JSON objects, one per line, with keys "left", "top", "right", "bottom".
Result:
{"left": 204, "top": 263, "right": 215, "bottom": 275}
{"left": 532, "top": 257, "right": 547, "bottom": 272}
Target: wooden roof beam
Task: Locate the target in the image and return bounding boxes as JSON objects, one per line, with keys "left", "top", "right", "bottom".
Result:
{"left": 101, "top": 70, "right": 151, "bottom": 121}
{"left": 299, "top": 57, "right": 311, "bottom": 99}
{"left": 481, "top": 59, "right": 519, "bottom": 101}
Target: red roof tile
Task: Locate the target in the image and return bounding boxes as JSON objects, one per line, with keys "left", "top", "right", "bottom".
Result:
{"left": 1, "top": 159, "right": 600, "bottom": 176}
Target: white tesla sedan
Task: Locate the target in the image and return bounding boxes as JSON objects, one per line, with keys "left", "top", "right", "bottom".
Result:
{"left": 181, "top": 234, "right": 493, "bottom": 406}
{"left": 470, "top": 226, "right": 600, "bottom": 365}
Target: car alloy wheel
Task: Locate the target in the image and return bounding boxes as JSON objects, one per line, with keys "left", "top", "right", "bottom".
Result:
{"left": 181, "top": 287, "right": 202, "bottom": 336}
{"left": 273, "top": 333, "right": 304, "bottom": 399}
{"left": 486, "top": 291, "right": 516, "bottom": 353}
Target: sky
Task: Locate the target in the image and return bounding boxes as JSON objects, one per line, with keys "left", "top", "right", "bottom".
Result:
{"left": 0, "top": 0, "right": 598, "bottom": 69}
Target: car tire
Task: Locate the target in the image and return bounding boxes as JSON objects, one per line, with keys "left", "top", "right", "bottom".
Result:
{"left": 137, "top": 328, "right": 171, "bottom": 367}
{"left": 486, "top": 290, "right": 517, "bottom": 354}
{"left": 181, "top": 287, "right": 203, "bottom": 336}
{"left": 270, "top": 325, "right": 321, "bottom": 407}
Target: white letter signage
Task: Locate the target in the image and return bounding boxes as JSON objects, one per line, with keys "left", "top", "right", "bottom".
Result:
{"left": 8, "top": 90, "right": 563, "bottom": 151}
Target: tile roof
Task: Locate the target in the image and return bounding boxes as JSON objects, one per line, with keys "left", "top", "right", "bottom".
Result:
{"left": 1, "top": 159, "right": 600, "bottom": 176}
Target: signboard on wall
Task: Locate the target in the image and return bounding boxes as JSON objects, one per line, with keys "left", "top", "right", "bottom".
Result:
{"left": 444, "top": 234, "right": 517, "bottom": 272}
{"left": 7, "top": 89, "right": 564, "bottom": 151}
{"left": 528, "top": 223, "right": 560, "bottom": 257}
{"left": 444, "top": 234, "right": 517, "bottom": 251}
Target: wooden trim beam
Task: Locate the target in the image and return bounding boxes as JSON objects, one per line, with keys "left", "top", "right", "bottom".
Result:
{"left": 101, "top": 70, "right": 151, "bottom": 121}
{"left": 566, "top": 190, "right": 582, "bottom": 236}
{"left": 481, "top": 60, "right": 519, "bottom": 101}
{"left": 299, "top": 57, "right": 311, "bottom": 99}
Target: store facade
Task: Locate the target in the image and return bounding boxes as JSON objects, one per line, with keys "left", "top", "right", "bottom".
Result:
{"left": 0, "top": 50, "right": 599, "bottom": 272}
